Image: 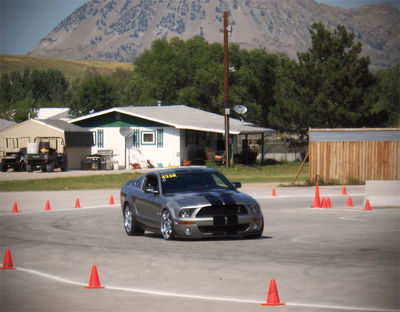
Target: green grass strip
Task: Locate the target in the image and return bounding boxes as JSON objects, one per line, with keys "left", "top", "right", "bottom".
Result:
{"left": 0, "top": 163, "right": 309, "bottom": 191}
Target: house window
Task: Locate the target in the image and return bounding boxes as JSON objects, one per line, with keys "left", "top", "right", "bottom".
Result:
{"left": 97, "top": 129, "right": 104, "bottom": 148}
{"left": 157, "top": 128, "right": 164, "bottom": 148}
{"left": 141, "top": 131, "right": 155, "bottom": 145}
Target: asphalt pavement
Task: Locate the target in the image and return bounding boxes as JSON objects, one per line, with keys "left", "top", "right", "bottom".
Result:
{"left": 0, "top": 185, "right": 399, "bottom": 312}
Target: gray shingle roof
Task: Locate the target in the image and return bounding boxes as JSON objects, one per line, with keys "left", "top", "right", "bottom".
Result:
{"left": 35, "top": 119, "right": 91, "bottom": 132}
{"left": 70, "top": 105, "right": 274, "bottom": 135}
{"left": 0, "top": 118, "right": 17, "bottom": 131}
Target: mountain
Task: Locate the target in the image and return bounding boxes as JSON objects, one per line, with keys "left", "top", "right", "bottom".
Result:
{"left": 28, "top": 0, "right": 399, "bottom": 70}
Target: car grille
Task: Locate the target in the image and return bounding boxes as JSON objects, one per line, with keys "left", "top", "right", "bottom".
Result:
{"left": 196, "top": 204, "right": 248, "bottom": 217}
{"left": 198, "top": 224, "right": 250, "bottom": 235}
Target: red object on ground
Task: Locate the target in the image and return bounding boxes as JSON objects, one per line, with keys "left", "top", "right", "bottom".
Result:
{"left": 129, "top": 163, "right": 141, "bottom": 169}
{"left": 1, "top": 249, "right": 16, "bottom": 270}
{"left": 271, "top": 188, "right": 277, "bottom": 197}
{"left": 108, "top": 195, "right": 115, "bottom": 205}
{"left": 260, "top": 279, "right": 285, "bottom": 306}
{"left": 364, "top": 200, "right": 372, "bottom": 211}
{"left": 342, "top": 186, "right": 347, "bottom": 195}
{"left": 84, "top": 265, "right": 105, "bottom": 289}
{"left": 346, "top": 196, "right": 354, "bottom": 207}
{"left": 321, "top": 197, "right": 327, "bottom": 208}
{"left": 74, "top": 198, "right": 81, "bottom": 208}
{"left": 44, "top": 200, "right": 51, "bottom": 211}
{"left": 11, "top": 202, "right": 19, "bottom": 214}
{"left": 326, "top": 197, "right": 332, "bottom": 208}
{"left": 312, "top": 184, "right": 321, "bottom": 208}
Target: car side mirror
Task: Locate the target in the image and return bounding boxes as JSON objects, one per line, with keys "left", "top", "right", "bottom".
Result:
{"left": 145, "top": 186, "right": 159, "bottom": 195}
{"left": 232, "top": 182, "right": 242, "bottom": 189}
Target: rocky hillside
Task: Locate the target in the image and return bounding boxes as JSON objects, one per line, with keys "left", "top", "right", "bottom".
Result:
{"left": 28, "top": 0, "right": 399, "bottom": 70}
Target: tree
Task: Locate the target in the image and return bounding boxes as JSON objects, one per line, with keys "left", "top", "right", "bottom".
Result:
{"left": 269, "top": 23, "right": 375, "bottom": 133}
{"left": 107, "top": 68, "right": 134, "bottom": 106}
{"left": 126, "top": 36, "right": 282, "bottom": 126}
{"left": 366, "top": 65, "right": 400, "bottom": 127}
{"left": 229, "top": 48, "right": 285, "bottom": 126}
{"left": 69, "top": 75, "right": 116, "bottom": 116}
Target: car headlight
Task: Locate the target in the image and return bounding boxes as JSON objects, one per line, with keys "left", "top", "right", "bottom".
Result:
{"left": 248, "top": 203, "right": 260, "bottom": 214}
{"left": 178, "top": 209, "right": 195, "bottom": 218}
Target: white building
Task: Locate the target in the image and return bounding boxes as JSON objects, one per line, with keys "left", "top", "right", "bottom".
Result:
{"left": 69, "top": 105, "right": 274, "bottom": 169}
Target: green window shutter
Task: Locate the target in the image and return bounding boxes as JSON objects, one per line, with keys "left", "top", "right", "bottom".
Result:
{"left": 97, "top": 129, "right": 104, "bottom": 148}
{"left": 157, "top": 129, "right": 163, "bottom": 148}
{"left": 133, "top": 129, "right": 140, "bottom": 148}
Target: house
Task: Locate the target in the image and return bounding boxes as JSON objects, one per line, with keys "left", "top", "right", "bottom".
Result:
{"left": 0, "top": 119, "right": 93, "bottom": 170}
{"left": 69, "top": 105, "right": 274, "bottom": 169}
{"left": 309, "top": 128, "right": 400, "bottom": 184}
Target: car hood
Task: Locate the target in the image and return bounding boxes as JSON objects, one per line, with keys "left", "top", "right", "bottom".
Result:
{"left": 164, "top": 189, "right": 256, "bottom": 209}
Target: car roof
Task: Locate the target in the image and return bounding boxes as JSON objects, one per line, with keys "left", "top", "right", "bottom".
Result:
{"left": 145, "top": 167, "right": 218, "bottom": 176}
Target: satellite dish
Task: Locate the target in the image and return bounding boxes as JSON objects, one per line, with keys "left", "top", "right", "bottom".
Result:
{"left": 234, "top": 104, "right": 247, "bottom": 115}
{"left": 119, "top": 127, "right": 134, "bottom": 138}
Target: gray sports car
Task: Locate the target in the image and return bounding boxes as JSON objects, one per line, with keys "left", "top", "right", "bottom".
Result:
{"left": 120, "top": 167, "right": 264, "bottom": 240}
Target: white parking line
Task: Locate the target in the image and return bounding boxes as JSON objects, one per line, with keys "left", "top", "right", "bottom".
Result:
{"left": 13, "top": 267, "right": 398, "bottom": 312}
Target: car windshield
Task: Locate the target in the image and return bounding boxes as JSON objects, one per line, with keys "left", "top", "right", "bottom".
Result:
{"left": 161, "top": 171, "right": 234, "bottom": 194}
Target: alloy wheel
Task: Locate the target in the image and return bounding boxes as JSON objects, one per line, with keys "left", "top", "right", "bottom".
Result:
{"left": 161, "top": 210, "right": 174, "bottom": 240}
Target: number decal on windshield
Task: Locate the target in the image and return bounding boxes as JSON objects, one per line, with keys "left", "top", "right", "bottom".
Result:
{"left": 161, "top": 174, "right": 177, "bottom": 179}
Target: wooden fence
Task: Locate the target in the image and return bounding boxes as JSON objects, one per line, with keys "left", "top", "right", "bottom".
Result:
{"left": 309, "top": 129, "right": 400, "bottom": 184}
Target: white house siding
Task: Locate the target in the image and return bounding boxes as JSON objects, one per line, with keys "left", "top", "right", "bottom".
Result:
{"left": 127, "top": 127, "right": 180, "bottom": 168}
{"left": 90, "top": 126, "right": 180, "bottom": 169}
{"left": 91, "top": 127, "right": 125, "bottom": 167}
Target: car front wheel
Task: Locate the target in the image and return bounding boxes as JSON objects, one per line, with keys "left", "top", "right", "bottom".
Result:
{"left": 123, "top": 204, "right": 144, "bottom": 236}
{"left": 160, "top": 209, "right": 175, "bottom": 240}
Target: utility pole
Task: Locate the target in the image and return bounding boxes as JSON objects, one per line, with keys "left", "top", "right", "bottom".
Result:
{"left": 223, "top": 10, "right": 230, "bottom": 169}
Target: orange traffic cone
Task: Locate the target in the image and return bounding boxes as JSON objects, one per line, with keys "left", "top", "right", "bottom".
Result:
{"left": 1, "top": 249, "right": 16, "bottom": 270}
{"left": 321, "top": 197, "right": 327, "bottom": 208}
{"left": 11, "top": 202, "right": 19, "bottom": 214}
{"left": 84, "top": 265, "right": 105, "bottom": 289}
{"left": 74, "top": 198, "right": 81, "bottom": 208}
{"left": 44, "top": 200, "right": 51, "bottom": 211}
{"left": 326, "top": 197, "right": 332, "bottom": 208}
{"left": 312, "top": 184, "right": 321, "bottom": 208}
{"left": 342, "top": 186, "right": 347, "bottom": 195}
{"left": 108, "top": 195, "right": 115, "bottom": 205}
{"left": 271, "top": 188, "right": 277, "bottom": 197}
{"left": 260, "top": 279, "right": 285, "bottom": 306}
{"left": 364, "top": 200, "right": 372, "bottom": 211}
{"left": 346, "top": 196, "right": 354, "bottom": 208}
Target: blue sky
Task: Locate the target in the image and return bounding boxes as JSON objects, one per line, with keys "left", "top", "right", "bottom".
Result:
{"left": 0, "top": 0, "right": 398, "bottom": 55}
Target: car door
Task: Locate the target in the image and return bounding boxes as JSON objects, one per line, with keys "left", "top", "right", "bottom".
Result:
{"left": 135, "top": 173, "right": 162, "bottom": 229}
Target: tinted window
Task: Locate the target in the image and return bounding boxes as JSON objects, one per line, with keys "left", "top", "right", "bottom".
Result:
{"left": 161, "top": 172, "right": 234, "bottom": 194}
{"left": 143, "top": 174, "right": 158, "bottom": 189}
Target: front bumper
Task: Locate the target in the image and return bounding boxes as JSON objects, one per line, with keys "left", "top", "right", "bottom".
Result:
{"left": 173, "top": 214, "right": 263, "bottom": 238}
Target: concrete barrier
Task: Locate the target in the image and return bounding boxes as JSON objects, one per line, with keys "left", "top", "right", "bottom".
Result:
{"left": 365, "top": 180, "right": 400, "bottom": 208}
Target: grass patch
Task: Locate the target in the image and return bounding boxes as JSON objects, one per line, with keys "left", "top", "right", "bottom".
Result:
{"left": 0, "top": 54, "right": 134, "bottom": 81}
{"left": 218, "top": 162, "right": 309, "bottom": 184}
{"left": 0, "top": 173, "right": 142, "bottom": 192}
{"left": 0, "top": 162, "right": 309, "bottom": 191}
